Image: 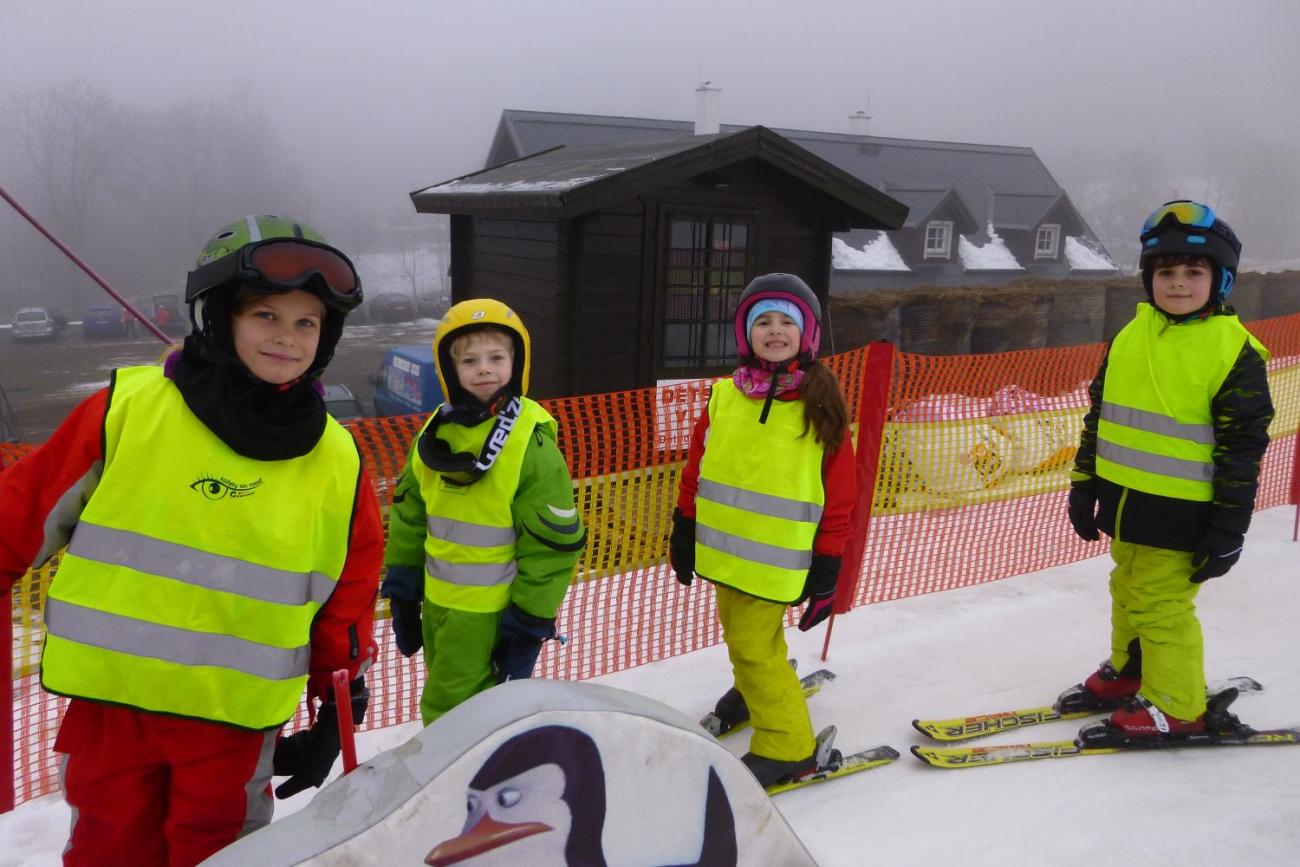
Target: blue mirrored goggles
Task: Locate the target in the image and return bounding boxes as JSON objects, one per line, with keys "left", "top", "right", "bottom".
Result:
{"left": 1140, "top": 200, "right": 1216, "bottom": 239}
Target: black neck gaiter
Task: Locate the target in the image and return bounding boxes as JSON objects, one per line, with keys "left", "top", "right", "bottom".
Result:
{"left": 170, "top": 331, "right": 327, "bottom": 462}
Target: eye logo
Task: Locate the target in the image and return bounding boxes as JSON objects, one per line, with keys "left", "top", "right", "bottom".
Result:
{"left": 190, "top": 475, "right": 263, "bottom": 501}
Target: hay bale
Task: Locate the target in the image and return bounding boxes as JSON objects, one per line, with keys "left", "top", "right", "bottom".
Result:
{"left": 970, "top": 284, "right": 1052, "bottom": 353}
{"left": 827, "top": 290, "right": 902, "bottom": 351}
{"left": 1258, "top": 271, "right": 1300, "bottom": 320}
{"left": 1047, "top": 280, "right": 1106, "bottom": 347}
{"left": 899, "top": 287, "right": 977, "bottom": 355}
{"left": 1104, "top": 280, "right": 1143, "bottom": 340}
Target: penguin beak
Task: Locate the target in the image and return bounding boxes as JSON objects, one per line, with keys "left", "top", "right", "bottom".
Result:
{"left": 424, "top": 815, "right": 553, "bottom": 866}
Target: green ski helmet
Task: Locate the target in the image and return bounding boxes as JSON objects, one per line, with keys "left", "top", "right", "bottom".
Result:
{"left": 185, "top": 215, "right": 363, "bottom": 377}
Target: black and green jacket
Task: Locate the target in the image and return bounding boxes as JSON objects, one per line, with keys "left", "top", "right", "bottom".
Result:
{"left": 1072, "top": 308, "right": 1274, "bottom": 552}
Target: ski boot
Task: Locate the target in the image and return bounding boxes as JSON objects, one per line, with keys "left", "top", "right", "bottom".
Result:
{"left": 1077, "top": 689, "right": 1241, "bottom": 747}
{"left": 1056, "top": 660, "right": 1141, "bottom": 714}
{"left": 699, "top": 659, "right": 796, "bottom": 737}
{"left": 742, "top": 726, "right": 839, "bottom": 789}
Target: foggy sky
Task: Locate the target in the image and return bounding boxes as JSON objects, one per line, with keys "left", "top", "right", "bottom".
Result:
{"left": 4, "top": 0, "right": 1299, "bottom": 248}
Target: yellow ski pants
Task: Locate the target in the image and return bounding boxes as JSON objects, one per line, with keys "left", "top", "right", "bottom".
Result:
{"left": 1108, "top": 540, "right": 1207, "bottom": 720}
{"left": 715, "top": 584, "right": 815, "bottom": 761}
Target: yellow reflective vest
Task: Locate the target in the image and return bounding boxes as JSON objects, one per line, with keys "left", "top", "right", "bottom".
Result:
{"left": 695, "top": 379, "right": 825, "bottom": 602}
{"left": 42, "top": 366, "right": 359, "bottom": 730}
{"left": 1097, "top": 304, "right": 1269, "bottom": 501}
{"left": 412, "top": 397, "right": 556, "bottom": 613}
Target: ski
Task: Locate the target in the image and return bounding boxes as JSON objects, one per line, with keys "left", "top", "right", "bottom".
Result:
{"left": 701, "top": 668, "right": 837, "bottom": 739}
{"left": 911, "top": 676, "right": 1262, "bottom": 742}
{"left": 910, "top": 725, "right": 1300, "bottom": 769}
{"left": 767, "top": 745, "right": 900, "bottom": 794}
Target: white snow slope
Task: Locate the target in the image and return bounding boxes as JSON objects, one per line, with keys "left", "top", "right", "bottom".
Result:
{"left": 5, "top": 506, "right": 1299, "bottom": 867}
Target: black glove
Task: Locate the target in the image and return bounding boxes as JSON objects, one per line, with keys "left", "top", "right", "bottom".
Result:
{"left": 389, "top": 597, "right": 424, "bottom": 657}
{"left": 1067, "top": 483, "right": 1100, "bottom": 542}
{"left": 273, "top": 677, "right": 369, "bottom": 799}
{"left": 1191, "top": 525, "right": 1245, "bottom": 584}
{"left": 798, "top": 554, "right": 841, "bottom": 632}
{"left": 669, "top": 508, "right": 696, "bottom": 587}
{"left": 491, "top": 604, "right": 556, "bottom": 684}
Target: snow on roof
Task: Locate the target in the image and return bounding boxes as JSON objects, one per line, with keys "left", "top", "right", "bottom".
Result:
{"left": 831, "top": 235, "right": 910, "bottom": 272}
{"left": 418, "top": 176, "right": 601, "bottom": 196}
{"left": 1065, "top": 236, "right": 1118, "bottom": 271}
{"left": 959, "top": 225, "right": 1022, "bottom": 270}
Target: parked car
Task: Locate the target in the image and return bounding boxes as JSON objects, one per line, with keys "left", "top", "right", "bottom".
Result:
{"left": 323, "top": 384, "right": 367, "bottom": 422}
{"left": 370, "top": 292, "right": 417, "bottom": 323}
{"left": 371, "top": 344, "right": 443, "bottom": 417}
{"left": 11, "top": 307, "right": 59, "bottom": 341}
{"left": 82, "top": 303, "right": 127, "bottom": 339}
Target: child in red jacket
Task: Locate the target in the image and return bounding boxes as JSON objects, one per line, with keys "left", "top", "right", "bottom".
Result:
{"left": 0, "top": 215, "right": 381, "bottom": 866}
{"left": 670, "top": 273, "right": 856, "bottom": 789}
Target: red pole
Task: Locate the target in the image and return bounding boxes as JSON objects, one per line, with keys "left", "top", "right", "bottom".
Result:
{"left": 0, "top": 184, "right": 170, "bottom": 344}
{"left": 1290, "top": 431, "right": 1300, "bottom": 542}
{"left": 1, "top": 584, "right": 13, "bottom": 814}
{"left": 822, "top": 341, "right": 895, "bottom": 661}
{"left": 332, "top": 669, "right": 359, "bottom": 775}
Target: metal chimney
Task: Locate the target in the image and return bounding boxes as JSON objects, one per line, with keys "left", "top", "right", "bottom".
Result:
{"left": 695, "top": 84, "right": 721, "bottom": 135}
{"left": 849, "top": 110, "right": 871, "bottom": 136}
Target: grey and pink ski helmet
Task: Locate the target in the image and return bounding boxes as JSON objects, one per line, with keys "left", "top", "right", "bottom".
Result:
{"left": 733, "top": 273, "right": 823, "bottom": 367}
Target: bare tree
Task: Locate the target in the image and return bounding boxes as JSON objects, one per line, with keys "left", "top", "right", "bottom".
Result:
{"left": 6, "top": 80, "right": 125, "bottom": 309}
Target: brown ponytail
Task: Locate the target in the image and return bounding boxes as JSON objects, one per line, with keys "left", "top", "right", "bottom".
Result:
{"left": 799, "top": 361, "right": 849, "bottom": 453}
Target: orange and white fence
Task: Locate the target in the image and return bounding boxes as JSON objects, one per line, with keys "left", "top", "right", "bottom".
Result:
{"left": 5, "top": 313, "right": 1299, "bottom": 811}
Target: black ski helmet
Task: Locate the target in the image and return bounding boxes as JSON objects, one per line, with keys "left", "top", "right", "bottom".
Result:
{"left": 1138, "top": 200, "right": 1241, "bottom": 305}
{"left": 733, "top": 273, "right": 823, "bottom": 367}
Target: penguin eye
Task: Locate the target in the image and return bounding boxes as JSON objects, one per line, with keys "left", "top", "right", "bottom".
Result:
{"left": 496, "top": 787, "right": 521, "bottom": 808}
{"left": 466, "top": 793, "right": 480, "bottom": 814}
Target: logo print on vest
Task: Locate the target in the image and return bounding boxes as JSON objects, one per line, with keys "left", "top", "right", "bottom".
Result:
{"left": 190, "top": 475, "right": 264, "bottom": 501}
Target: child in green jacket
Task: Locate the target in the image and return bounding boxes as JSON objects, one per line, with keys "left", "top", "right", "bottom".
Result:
{"left": 382, "top": 298, "right": 585, "bottom": 724}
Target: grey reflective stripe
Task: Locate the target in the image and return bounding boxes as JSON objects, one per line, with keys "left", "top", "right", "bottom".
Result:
{"left": 426, "top": 555, "right": 517, "bottom": 587}
{"left": 45, "top": 598, "right": 309, "bottom": 681}
{"left": 67, "top": 522, "right": 336, "bottom": 607}
{"left": 426, "top": 516, "right": 516, "bottom": 548}
{"left": 1101, "top": 402, "right": 1215, "bottom": 445}
{"left": 697, "top": 478, "right": 823, "bottom": 524}
{"left": 1097, "top": 440, "right": 1214, "bottom": 482}
{"left": 697, "top": 525, "right": 812, "bottom": 572}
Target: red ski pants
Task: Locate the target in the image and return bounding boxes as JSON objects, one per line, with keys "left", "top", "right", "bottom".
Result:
{"left": 55, "top": 699, "right": 278, "bottom": 867}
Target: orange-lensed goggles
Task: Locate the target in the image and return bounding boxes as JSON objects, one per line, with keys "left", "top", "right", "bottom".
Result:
{"left": 186, "top": 239, "right": 363, "bottom": 311}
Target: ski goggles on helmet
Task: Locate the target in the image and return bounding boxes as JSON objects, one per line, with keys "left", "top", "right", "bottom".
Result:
{"left": 185, "top": 238, "right": 363, "bottom": 311}
{"left": 1140, "top": 200, "right": 1215, "bottom": 240}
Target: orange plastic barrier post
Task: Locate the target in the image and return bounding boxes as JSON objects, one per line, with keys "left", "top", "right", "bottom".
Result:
{"left": 822, "top": 341, "right": 895, "bottom": 661}
{"left": 332, "top": 669, "right": 358, "bottom": 775}
{"left": 1291, "top": 432, "right": 1300, "bottom": 542}
{"left": 1, "top": 583, "right": 11, "bottom": 814}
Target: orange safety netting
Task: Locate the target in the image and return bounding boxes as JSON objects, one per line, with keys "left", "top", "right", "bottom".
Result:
{"left": 6, "top": 314, "right": 1300, "bottom": 807}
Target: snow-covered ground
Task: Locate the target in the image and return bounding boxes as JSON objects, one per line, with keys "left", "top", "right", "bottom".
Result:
{"left": 5, "top": 506, "right": 1299, "bottom": 866}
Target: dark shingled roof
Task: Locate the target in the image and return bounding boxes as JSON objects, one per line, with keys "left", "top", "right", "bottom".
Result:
{"left": 413, "top": 125, "right": 907, "bottom": 230}
{"left": 491, "top": 110, "right": 1083, "bottom": 239}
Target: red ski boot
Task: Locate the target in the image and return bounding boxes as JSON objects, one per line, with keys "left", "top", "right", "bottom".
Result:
{"left": 1056, "top": 661, "right": 1141, "bottom": 713}
{"left": 1109, "top": 695, "right": 1205, "bottom": 738}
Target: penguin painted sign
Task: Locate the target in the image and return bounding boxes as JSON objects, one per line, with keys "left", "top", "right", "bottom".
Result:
{"left": 202, "top": 680, "right": 816, "bottom": 867}
{"left": 424, "top": 726, "right": 735, "bottom": 866}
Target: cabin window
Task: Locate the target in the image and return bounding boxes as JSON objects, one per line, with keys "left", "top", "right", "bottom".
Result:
{"left": 923, "top": 221, "right": 952, "bottom": 259}
{"left": 1035, "top": 224, "right": 1061, "bottom": 259}
{"left": 663, "top": 217, "right": 750, "bottom": 368}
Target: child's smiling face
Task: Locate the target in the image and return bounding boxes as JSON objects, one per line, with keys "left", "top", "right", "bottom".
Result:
{"left": 231, "top": 289, "right": 324, "bottom": 384}
{"left": 749, "top": 311, "right": 801, "bottom": 364}
{"left": 1151, "top": 259, "right": 1213, "bottom": 316}
{"left": 451, "top": 330, "right": 514, "bottom": 403}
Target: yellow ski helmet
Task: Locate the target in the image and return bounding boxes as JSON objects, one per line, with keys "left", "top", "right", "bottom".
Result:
{"left": 432, "top": 298, "right": 531, "bottom": 406}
